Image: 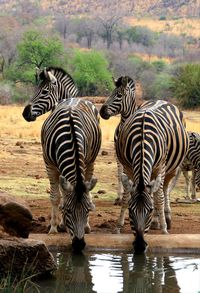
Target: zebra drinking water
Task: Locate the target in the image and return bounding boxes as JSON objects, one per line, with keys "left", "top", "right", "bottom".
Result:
{"left": 100, "top": 77, "right": 153, "bottom": 206}
{"left": 100, "top": 76, "right": 156, "bottom": 232}
{"left": 100, "top": 77, "right": 189, "bottom": 253}
{"left": 41, "top": 98, "right": 101, "bottom": 252}
{"left": 22, "top": 67, "right": 101, "bottom": 252}
{"left": 118, "top": 102, "right": 188, "bottom": 253}
{"left": 22, "top": 67, "right": 78, "bottom": 121}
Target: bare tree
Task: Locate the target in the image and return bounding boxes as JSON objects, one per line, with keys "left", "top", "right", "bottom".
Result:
{"left": 0, "top": 21, "right": 23, "bottom": 76}
{"left": 54, "top": 13, "right": 73, "bottom": 40}
{"left": 95, "top": 0, "right": 132, "bottom": 49}
{"left": 71, "top": 17, "right": 98, "bottom": 49}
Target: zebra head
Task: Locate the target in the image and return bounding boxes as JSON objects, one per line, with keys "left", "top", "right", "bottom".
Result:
{"left": 122, "top": 174, "right": 161, "bottom": 254}
{"left": 100, "top": 76, "right": 136, "bottom": 120}
{"left": 59, "top": 175, "right": 96, "bottom": 253}
{"left": 22, "top": 67, "right": 78, "bottom": 122}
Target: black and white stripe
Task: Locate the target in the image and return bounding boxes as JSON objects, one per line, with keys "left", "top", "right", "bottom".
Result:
{"left": 100, "top": 76, "right": 154, "bottom": 231}
{"left": 116, "top": 101, "right": 189, "bottom": 253}
{"left": 42, "top": 98, "right": 101, "bottom": 252}
{"left": 169, "top": 131, "right": 200, "bottom": 199}
{"left": 100, "top": 77, "right": 144, "bottom": 205}
{"left": 22, "top": 67, "right": 78, "bottom": 121}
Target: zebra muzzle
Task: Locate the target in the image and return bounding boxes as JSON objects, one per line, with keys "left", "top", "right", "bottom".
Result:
{"left": 72, "top": 236, "right": 86, "bottom": 253}
{"left": 22, "top": 104, "right": 37, "bottom": 122}
{"left": 99, "top": 105, "right": 110, "bottom": 120}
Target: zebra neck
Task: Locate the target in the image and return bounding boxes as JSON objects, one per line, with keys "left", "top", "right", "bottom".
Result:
{"left": 120, "top": 103, "right": 137, "bottom": 124}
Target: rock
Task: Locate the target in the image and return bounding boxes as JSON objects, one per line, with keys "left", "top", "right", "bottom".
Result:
{"left": 97, "top": 189, "right": 106, "bottom": 194}
{"left": 0, "top": 202, "right": 33, "bottom": 238}
{"left": 0, "top": 238, "right": 56, "bottom": 279}
{"left": 101, "top": 150, "right": 108, "bottom": 156}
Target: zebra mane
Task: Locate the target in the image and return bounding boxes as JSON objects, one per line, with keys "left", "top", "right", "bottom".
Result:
{"left": 69, "top": 109, "right": 86, "bottom": 200}
{"left": 39, "top": 67, "right": 74, "bottom": 83}
{"left": 138, "top": 110, "right": 146, "bottom": 192}
{"left": 115, "top": 76, "right": 135, "bottom": 88}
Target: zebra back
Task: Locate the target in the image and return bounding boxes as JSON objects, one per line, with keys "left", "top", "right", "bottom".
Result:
{"left": 117, "top": 100, "right": 189, "bottom": 185}
{"left": 22, "top": 67, "right": 78, "bottom": 122}
{"left": 41, "top": 98, "right": 101, "bottom": 190}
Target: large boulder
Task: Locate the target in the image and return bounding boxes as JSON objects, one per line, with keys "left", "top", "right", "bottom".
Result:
{"left": 0, "top": 201, "right": 33, "bottom": 238}
{"left": 0, "top": 238, "right": 57, "bottom": 279}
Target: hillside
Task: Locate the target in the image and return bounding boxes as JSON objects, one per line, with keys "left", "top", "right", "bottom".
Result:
{"left": 0, "top": 0, "right": 200, "bottom": 18}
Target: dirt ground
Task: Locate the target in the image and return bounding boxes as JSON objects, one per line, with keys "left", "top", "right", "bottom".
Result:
{"left": 1, "top": 136, "right": 200, "bottom": 237}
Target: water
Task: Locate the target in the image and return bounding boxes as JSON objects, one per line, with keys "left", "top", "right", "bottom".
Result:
{"left": 35, "top": 251, "right": 200, "bottom": 293}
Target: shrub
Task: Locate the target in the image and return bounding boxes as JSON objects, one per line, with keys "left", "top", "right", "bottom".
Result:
{"left": 171, "top": 64, "right": 200, "bottom": 108}
{"left": 69, "top": 49, "right": 113, "bottom": 96}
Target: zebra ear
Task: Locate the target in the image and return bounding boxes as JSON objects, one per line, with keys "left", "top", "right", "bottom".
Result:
{"left": 35, "top": 67, "right": 41, "bottom": 83}
{"left": 121, "top": 76, "right": 128, "bottom": 88}
{"left": 47, "top": 71, "right": 57, "bottom": 85}
{"left": 150, "top": 174, "right": 162, "bottom": 193}
{"left": 85, "top": 177, "right": 97, "bottom": 192}
{"left": 121, "top": 173, "right": 133, "bottom": 192}
{"left": 59, "top": 175, "right": 74, "bottom": 193}
{"left": 112, "top": 76, "right": 117, "bottom": 85}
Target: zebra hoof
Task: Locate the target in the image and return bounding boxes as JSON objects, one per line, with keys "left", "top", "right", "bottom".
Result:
{"left": 114, "top": 198, "right": 122, "bottom": 206}
{"left": 57, "top": 224, "right": 67, "bottom": 233}
{"left": 84, "top": 226, "right": 91, "bottom": 234}
{"left": 48, "top": 226, "right": 58, "bottom": 234}
{"left": 112, "top": 227, "right": 121, "bottom": 234}
{"left": 150, "top": 221, "right": 160, "bottom": 230}
{"left": 166, "top": 218, "right": 171, "bottom": 230}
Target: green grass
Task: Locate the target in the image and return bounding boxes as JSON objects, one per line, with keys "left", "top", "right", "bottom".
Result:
{"left": 0, "top": 176, "right": 49, "bottom": 199}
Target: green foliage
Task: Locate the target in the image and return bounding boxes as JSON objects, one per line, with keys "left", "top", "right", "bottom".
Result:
{"left": 125, "top": 26, "right": 157, "bottom": 47}
{"left": 159, "top": 15, "right": 166, "bottom": 20}
{"left": 6, "top": 29, "right": 65, "bottom": 84}
{"left": 17, "top": 30, "right": 64, "bottom": 67}
{"left": 171, "top": 64, "right": 200, "bottom": 108}
{"left": 69, "top": 49, "right": 113, "bottom": 96}
{"left": 151, "top": 60, "right": 167, "bottom": 73}
{"left": 128, "top": 55, "right": 152, "bottom": 79}
{"left": 152, "top": 73, "right": 173, "bottom": 99}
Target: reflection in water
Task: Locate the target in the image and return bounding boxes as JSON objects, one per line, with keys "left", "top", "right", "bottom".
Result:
{"left": 36, "top": 251, "right": 200, "bottom": 293}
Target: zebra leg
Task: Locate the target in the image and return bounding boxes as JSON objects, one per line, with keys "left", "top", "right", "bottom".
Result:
{"left": 47, "top": 167, "right": 61, "bottom": 234}
{"left": 153, "top": 189, "right": 168, "bottom": 234}
{"left": 167, "top": 167, "right": 182, "bottom": 194}
{"left": 163, "top": 171, "right": 177, "bottom": 230}
{"left": 84, "top": 217, "right": 91, "bottom": 234}
{"left": 114, "top": 154, "right": 124, "bottom": 205}
{"left": 163, "top": 185, "right": 172, "bottom": 230}
{"left": 151, "top": 207, "right": 160, "bottom": 230}
{"left": 113, "top": 191, "right": 129, "bottom": 234}
{"left": 182, "top": 170, "right": 190, "bottom": 200}
{"left": 84, "top": 163, "right": 95, "bottom": 234}
{"left": 191, "top": 169, "right": 196, "bottom": 200}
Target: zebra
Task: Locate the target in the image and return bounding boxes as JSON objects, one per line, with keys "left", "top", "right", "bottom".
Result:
{"left": 22, "top": 67, "right": 78, "bottom": 122}
{"left": 100, "top": 76, "right": 188, "bottom": 251}
{"left": 41, "top": 98, "right": 101, "bottom": 252}
{"left": 116, "top": 101, "right": 189, "bottom": 253}
{"left": 100, "top": 76, "right": 153, "bottom": 206}
{"left": 169, "top": 131, "right": 200, "bottom": 200}
{"left": 100, "top": 76, "right": 154, "bottom": 232}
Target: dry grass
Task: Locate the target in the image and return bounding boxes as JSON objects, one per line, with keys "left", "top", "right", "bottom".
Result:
{"left": 0, "top": 105, "right": 200, "bottom": 201}
{"left": 0, "top": 105, "right": 199, "bottom": 145}
{"left": 125, "top": 17, "right": 200, "bottom": 38}
{"left": 0, "top": 105, "right": 48, "bottom": 141}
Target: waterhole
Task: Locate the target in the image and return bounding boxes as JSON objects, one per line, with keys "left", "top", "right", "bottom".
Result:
{"left": 36, "top": 251, "right": 200, "bottom": 293}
